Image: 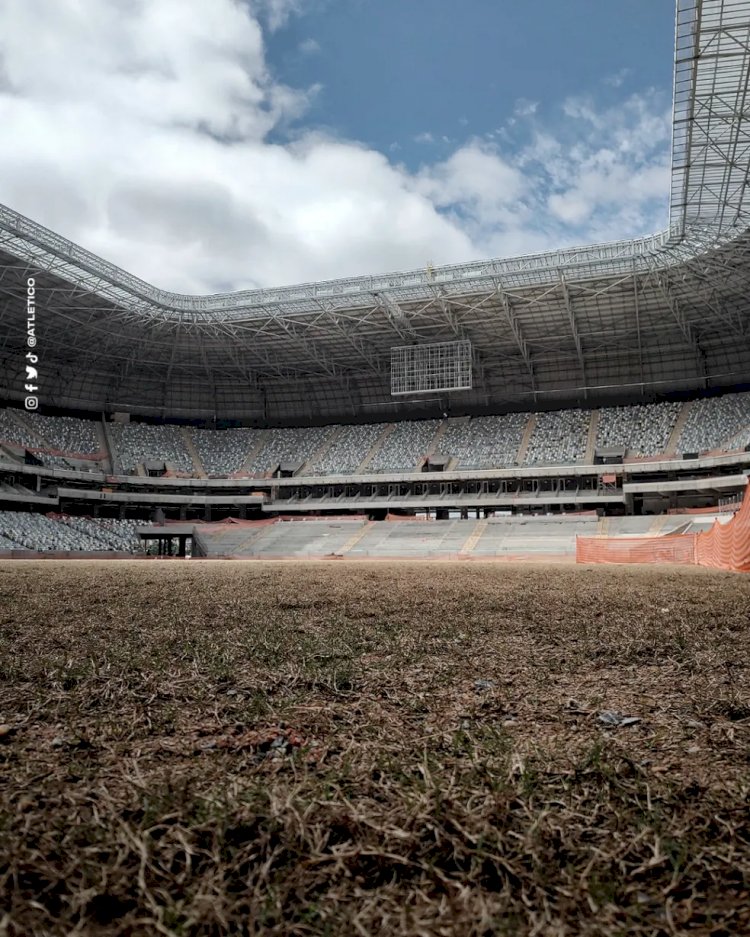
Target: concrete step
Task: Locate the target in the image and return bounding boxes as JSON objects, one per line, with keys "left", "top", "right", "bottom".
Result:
{"left": 584, "top": 410, "right": 599, "bottom": 463}
{"left": 516, "top": 414, "right": 537, "bottom": 464}
{"left": 301, "top": 425, "right": 345, "bottom": 475}
{"left": 0, "top": 442, "right": 24, "bottom": 464}
{"left": 240, "top": 429, "right": 271, "bottom": 474}
{"left": 718, "top": 422, "right": 750, "bottom": 452}
{"left": 102, "top": 419, "right": 122, "bottom": 474}
{"left": 425, "top": 418, "right": 449, "bottom": 458}
{"left": 459, "top": 519, "right": 487, "bottom": 555}
{"left": 666, "top": 401, "right": 694, "bottom": 455}
{"left": 95, "top": 416, "right": 113, "bottom": 473}
{"left": 648, "top": 514, "right": 670, "bottom": 535}
{"left": 339, "top": 520, "right": 374, "bottom": 555}
{"left": 357, "top": 423, "right": 395, "bottom": 473}
{"left": 181, "top": 427, "right": 207, "bottom": 478}
{"left": 6, "top": 408, "right": 47, "bottom": 447}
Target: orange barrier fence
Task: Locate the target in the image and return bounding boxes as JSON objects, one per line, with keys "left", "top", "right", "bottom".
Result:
{"left": 694, "top": 484, "right": 750, "bottom": 572}
{"left": 576, "top": 484, "right": 750, "bottom": 572}
{"left": 575, "top": 533, "right": 697, "bottom": 566}
{"left": 667, "top": 503, "right": 741, "bottom": 514}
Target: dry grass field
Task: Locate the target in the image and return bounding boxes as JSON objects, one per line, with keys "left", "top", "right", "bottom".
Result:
{"left": 1, "top": 559, "right": 749, "bottom": 936}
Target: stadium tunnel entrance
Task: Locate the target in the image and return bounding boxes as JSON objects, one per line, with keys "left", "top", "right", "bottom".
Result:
{"left": 138, "top": 524, "right": 193, "bottom": 557}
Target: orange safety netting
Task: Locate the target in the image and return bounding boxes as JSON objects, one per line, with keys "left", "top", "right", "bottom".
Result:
{"left": 694, "top": 483, "right": 750, "bottom": 572}
{"left": 667, "top": 502, "right": 741, "bottom": 515}
{"left": 575, "top": 532, "right": 697, "bottom": 566}
{"left": 576, "top": 483, "right": 750, "bottom": 572}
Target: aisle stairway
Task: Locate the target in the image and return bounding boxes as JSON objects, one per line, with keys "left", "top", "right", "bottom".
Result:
{"left": 584, "top": 411, "right": 599, "bottom": 463}
{"left": 357, "top": 424, "right": 395, "bottom": 473}
{"left": 302, "top": 425, "right": 345, "bottom": 475}
{"left": 6, "top": 409, "right": 46, "bottom": 447}
{"left": 666, "top": 401, "right": 694, "bottom": 455}
{"left": 424, "top": 419, "right": 450, "bottom": 459}
{"left": 103, "top": 419, "right": 122, "bottom": 474}
{"left": 515, "top": 414, "right": 537, "bottom": 463}
{"left": 459, "top": 519, "right": 487, "bottom": 556}
{"left": 181, "top": 427, "right": 207, "bottom": 477}
{"left": 239, "top": 429, "right": 271, "bottom": 474}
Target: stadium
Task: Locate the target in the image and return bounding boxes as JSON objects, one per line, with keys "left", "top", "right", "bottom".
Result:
{"left": 0, "top": 3, "right": 749, "bottom": 564}
{"left": 0, "top": 0, "right": 748, "bottom": 563}
{"left": 1, "top": 1, "right": 750, "bottom": 935}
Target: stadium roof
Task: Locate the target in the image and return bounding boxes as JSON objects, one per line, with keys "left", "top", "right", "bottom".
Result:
{"left": 1, "top": 0, "right": 750, "bottom": 422}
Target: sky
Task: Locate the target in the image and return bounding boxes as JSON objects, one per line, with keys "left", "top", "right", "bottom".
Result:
{"left": 0, "top": 0, "right": 676, "bottom": 294}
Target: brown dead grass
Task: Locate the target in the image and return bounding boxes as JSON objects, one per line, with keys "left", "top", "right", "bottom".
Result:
{"left": 1, "top": 559, "right": 749, "bottom": 936}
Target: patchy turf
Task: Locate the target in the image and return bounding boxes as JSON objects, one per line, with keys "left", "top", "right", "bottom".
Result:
{"left": 1, "top": 559, "right": 749, "bottom": 936}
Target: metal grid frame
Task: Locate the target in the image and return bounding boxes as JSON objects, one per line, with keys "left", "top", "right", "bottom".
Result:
{"left": 390, "top": 341, "right": 473, "bottom": 396}
{"left": 0, "top": 0, "right": 749, "bottom": 422}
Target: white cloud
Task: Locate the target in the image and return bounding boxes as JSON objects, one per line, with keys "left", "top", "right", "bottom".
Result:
{"left": 413, "top": 132, "right": 435, "bottom": 145}
{"left": 298, "top": 37, "right": 320, "bottom": 55}
{"left": 251, "top": 0, "right": 305, "bottom": 32}
{"left": 605, "top": 68, "right": 631, "bottom": 88}
{"left": 0, "top": 0, "right": 673, "bottom": 293}
{"left": 514, "top": 98, "right": 538, "bottom": 118}
{"left": 539, "top": 91, "right": 671, "bottom": 238}
{"left": 416, "top": 142, "right": 527, "bottom": 231}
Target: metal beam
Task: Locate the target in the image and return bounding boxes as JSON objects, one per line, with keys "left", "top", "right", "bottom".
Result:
{"left": 558, "top": 272, "right": 587, "bottom": 396}
{"left": 498, "top": 287, "right": 538, "bottom": 398}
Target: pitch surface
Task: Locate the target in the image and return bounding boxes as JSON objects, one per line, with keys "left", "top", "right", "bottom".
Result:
{"left": 1, "top": 560, "right": 749, "bottom": 935}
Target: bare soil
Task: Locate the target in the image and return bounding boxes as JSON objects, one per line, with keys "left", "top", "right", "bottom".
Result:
{"left": 1, "top": 560, "right": 749, "bottom": 936}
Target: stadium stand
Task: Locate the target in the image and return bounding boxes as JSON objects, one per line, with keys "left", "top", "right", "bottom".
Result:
{"left": 0, "top": 531, "right": 23, "bottom": 549}
{"left": 193, "top": 514, "right": 698, "bottom": 560}
{"left": 2, "top": 393, "right": 750, "bottom": 480}
{"left": 246, "top": 425, "right": 335, "bottom": 475}
{"left": 24, "top": 412, "right": 100, "bottom": 455}
{"left": 1, "top": 1, "right": 750, "bottom": 476}
{"left": 0, "top": 410, "right": 103, "bottom": 469}
{"left": 733, "top": 425, "right": 750, "bottom": 449}
{"left": 440, "top": 413, "right": 529, "bottom": 468}
{"left": 676, "top": 392, "right": 750, "bottom": 453}
{"left": 369, "top": 420, "right": 440, "bottom": 472}
{"left": 34, "top": 455, "right": 75, "bottom": 469}
{"left": 577, "top": 483, "right": 750, "bottom": 572}
{"left": 596, "top": 401, "right": 681, "bottom": 456}
{"left": 0, "top": 512, "right": 150, "bottom": 553}
{"left": 0, "top": 409, "right": 38, "bottom": 449}
{"left": 0, "top": 511, "right": 104, "bottom": 551}
{"left": 57, "top": 516, "right": 149, "bottom": 553}
{"left": 109, "top": 422, "right": 194, "bottom": 473}
{"left": 191, "top": 428, "right": 261, "bottom": 476}
{"left": 351, "top": 520, "right": 470, "bottom": 558}
{"left": 524, "top": 409, "right": 590, "bottom": 465}
{"left": 308, "top": 423, "right": 384, "bottom": 475}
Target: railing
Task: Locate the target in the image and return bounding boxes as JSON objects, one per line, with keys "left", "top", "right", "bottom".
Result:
{"left": 0, "top": 201, "right": 705, "bottom": 322}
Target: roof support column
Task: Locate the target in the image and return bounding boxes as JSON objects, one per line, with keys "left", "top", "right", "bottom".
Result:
{"left": 498, "top": 287, "right": 538, "bottom": 401}
{"left": 558, "top": 272, "right": 587, "bottom": 399}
